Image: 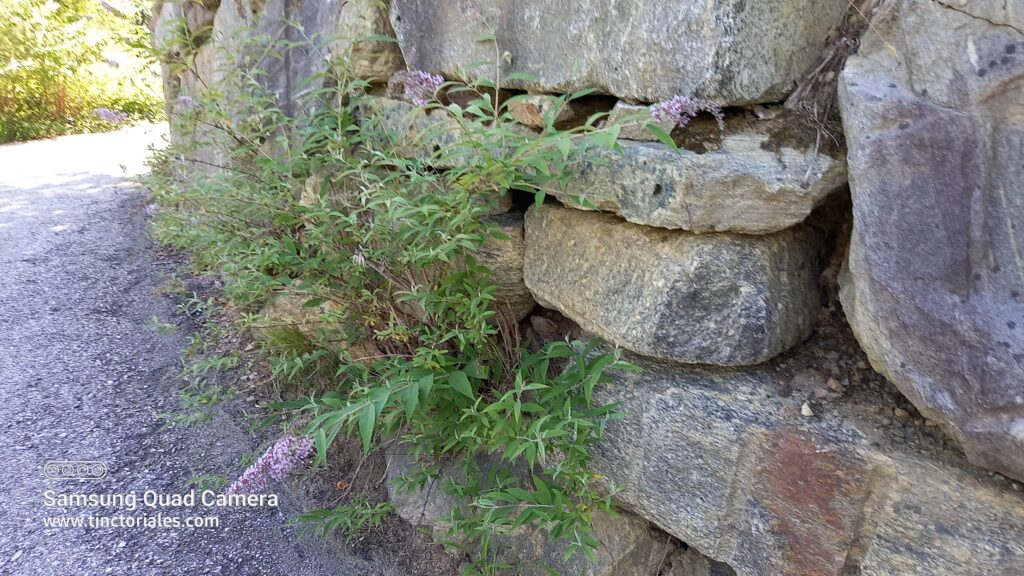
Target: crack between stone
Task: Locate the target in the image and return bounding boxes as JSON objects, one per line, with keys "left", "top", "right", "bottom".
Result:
{"left": 930, "top": 0, "right": 1024, "bottom": 35}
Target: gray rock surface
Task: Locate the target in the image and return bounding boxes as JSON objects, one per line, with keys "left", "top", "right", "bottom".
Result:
{"left": 590, "top": 353, "right": 1024, "bottom": 576}
{"left": 838, "top": 0, "right": 1024, "bottom": 480}
{"left": 506, "top": 94, "right": 600, "bottom": 129}
{"left": 524, "top": 204, "right": 821, "bottom": 366}
{"left": 389, "top": 0, "right": 850, "bottom": 105}
{"left": 362, "top": 97, "right": 513, "bottom": 212}
{"left": 183, "top": 0, "right": 219, "bottom": 39}
{"left": 545, "top": 131, "right": 847, "bottom": 234}
{"left": 662, "top": 548, "right": 736, "bottom": 576}
{"left": 325, "top": 0, "right": 405, "bottom": 81}
{"left": 362, "top": 97, "right": 463, "bottom": 166}
{"left": 479, "top": 212, "right": 536, "bottom": 322}
{"left": 155, "top": 0, "right": 402, "bottom": 120}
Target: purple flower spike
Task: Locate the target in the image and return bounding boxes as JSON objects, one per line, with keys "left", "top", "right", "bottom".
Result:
{"left": 94, "top": 107, "right": 129, "bottom": 124}
{"left": 225, "top": 435, "right": 315, "bottom": 495}
{"left": 650, "top": 95, "right": 724, "bottom": 130}
{"left": 177, "top": 95, "right": 199, "bottom": 110}
{"left": 395, "top": 70, "right": 445, "bottom": 106}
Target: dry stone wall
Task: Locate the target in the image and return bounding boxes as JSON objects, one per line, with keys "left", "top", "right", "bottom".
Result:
{"left": 154, "top": 0, "right": 1024, "bottom": 574}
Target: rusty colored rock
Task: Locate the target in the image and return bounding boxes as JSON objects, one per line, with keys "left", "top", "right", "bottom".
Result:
{"left": 590, "top": 353, "right": 1024, "bottom": 576}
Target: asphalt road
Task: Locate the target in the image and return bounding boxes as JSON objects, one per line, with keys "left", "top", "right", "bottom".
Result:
{"left": 0, "top": 126, "right": 368, "bottom": 575}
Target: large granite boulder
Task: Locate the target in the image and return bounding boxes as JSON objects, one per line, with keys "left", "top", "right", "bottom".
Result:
{"left": 662, "top": 548, "right": 736, "bottom": 576}
{"left": 591, "top": 354, "right": 1024, "bottom": 576}
{"left": 545, "top": 128, "right": 847, "bottom": 234}
{"left": 389, "top": 0, "right": 850, "bottom": 105}
{"left": 524, "top": 204, "right": 821, "bottom": 366}
{"left": 838, "top": 0, "right": 1024, "bottom": 480}
{"left": 258, "top": 290, "right": 382, "bottom": 362}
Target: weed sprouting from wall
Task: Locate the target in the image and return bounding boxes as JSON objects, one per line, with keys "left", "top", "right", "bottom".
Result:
{"left": 145, "top": 19, "right": 673, "bottom": 568}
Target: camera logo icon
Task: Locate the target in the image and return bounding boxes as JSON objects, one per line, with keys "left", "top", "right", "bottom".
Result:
{"left": 44, "top": 461, "right": 107, "bottom": 480}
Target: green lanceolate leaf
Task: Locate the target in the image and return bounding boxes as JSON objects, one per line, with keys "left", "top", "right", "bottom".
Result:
{"left": 358, "top": 403, "right": 375, "bottom": 454}
{"left": 645, "top": 123, "right": 678, "bottom": 150}
{"left": 449, "top": 370, "right": 473, "bottom": 398}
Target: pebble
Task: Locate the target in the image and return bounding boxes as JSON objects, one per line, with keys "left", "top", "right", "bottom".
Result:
{"left": 893, "top": 407, "right": 911, "bottom": 419}
{"left": 801, "top": 402, "right": 814, "bottom": 417}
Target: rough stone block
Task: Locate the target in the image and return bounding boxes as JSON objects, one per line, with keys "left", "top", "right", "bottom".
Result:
{"left": 259, "top": 290, "right": 382, "bottom": 361}
{"left": 362, "top": 97, "right": 513, "bottom": 212}
{"left": 389, "top": 0, "right": 850, "bottom": 105}
{"left": 545, "top": 129, "right": 847, "bottom": 235}
{"left": 362, "top": 97, "right": 462, "bottom": 165}
{"left": 523, "top": 203, "right": 821, "bottom": 366}
{"left": 589, "top": 355, "right": 1024, "bottom": 576}
{"left": 663, "top": 548, "right": 737, "bottom": 576}
{"left": 507, "top": 95, "right": 599, "bottom": 129}
{"left": 857, "top": 459, "right": 1024, "bottom": 576}
{"left": 184, "top": 0, "right": 219, "bottom": 39}
{"left": 325, "top": 0, "right": 405, "bottom": 80}
{"left": 601, "top": 101, "right": 674, "bottom": 142}
{"left": 837, "top": 0, "right": 1024, "bottom": 480}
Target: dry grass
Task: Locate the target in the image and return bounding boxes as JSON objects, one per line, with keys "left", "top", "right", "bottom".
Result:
{"left": 784, "top": 0, "right": 892, "bottom": 150}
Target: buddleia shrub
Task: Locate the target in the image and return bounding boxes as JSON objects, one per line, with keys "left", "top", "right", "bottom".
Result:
{"left": 145, "top": 21, "right": 684, "bottom": 569}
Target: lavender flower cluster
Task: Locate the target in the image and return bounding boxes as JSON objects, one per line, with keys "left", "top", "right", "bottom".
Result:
{"left": 394, "top": 70, "right": 445, "bottom": 106}
{"left": 650, "top": 95, "right": 725, "bottom": 130}
{"left": 225, "top": 435, "right": 314, "bottom": 495}
{"left": 176, "top": 95, "right": 198, "bottom": 110}
{"left": 93, "top": 107, "right": 129, "bottom": 124}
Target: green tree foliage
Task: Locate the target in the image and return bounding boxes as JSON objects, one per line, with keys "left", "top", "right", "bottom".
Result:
{"left": 0, "top": 0, "right": 164, "bottom": 142}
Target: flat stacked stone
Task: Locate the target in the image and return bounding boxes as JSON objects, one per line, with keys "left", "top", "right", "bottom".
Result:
{"left": 523, "top": 204, "right": 822, "bottom": 366}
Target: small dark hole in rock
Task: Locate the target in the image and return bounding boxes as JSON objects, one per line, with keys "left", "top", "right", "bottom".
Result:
{"left": 653, "top": 184, "right": 663, "bottom": 196}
